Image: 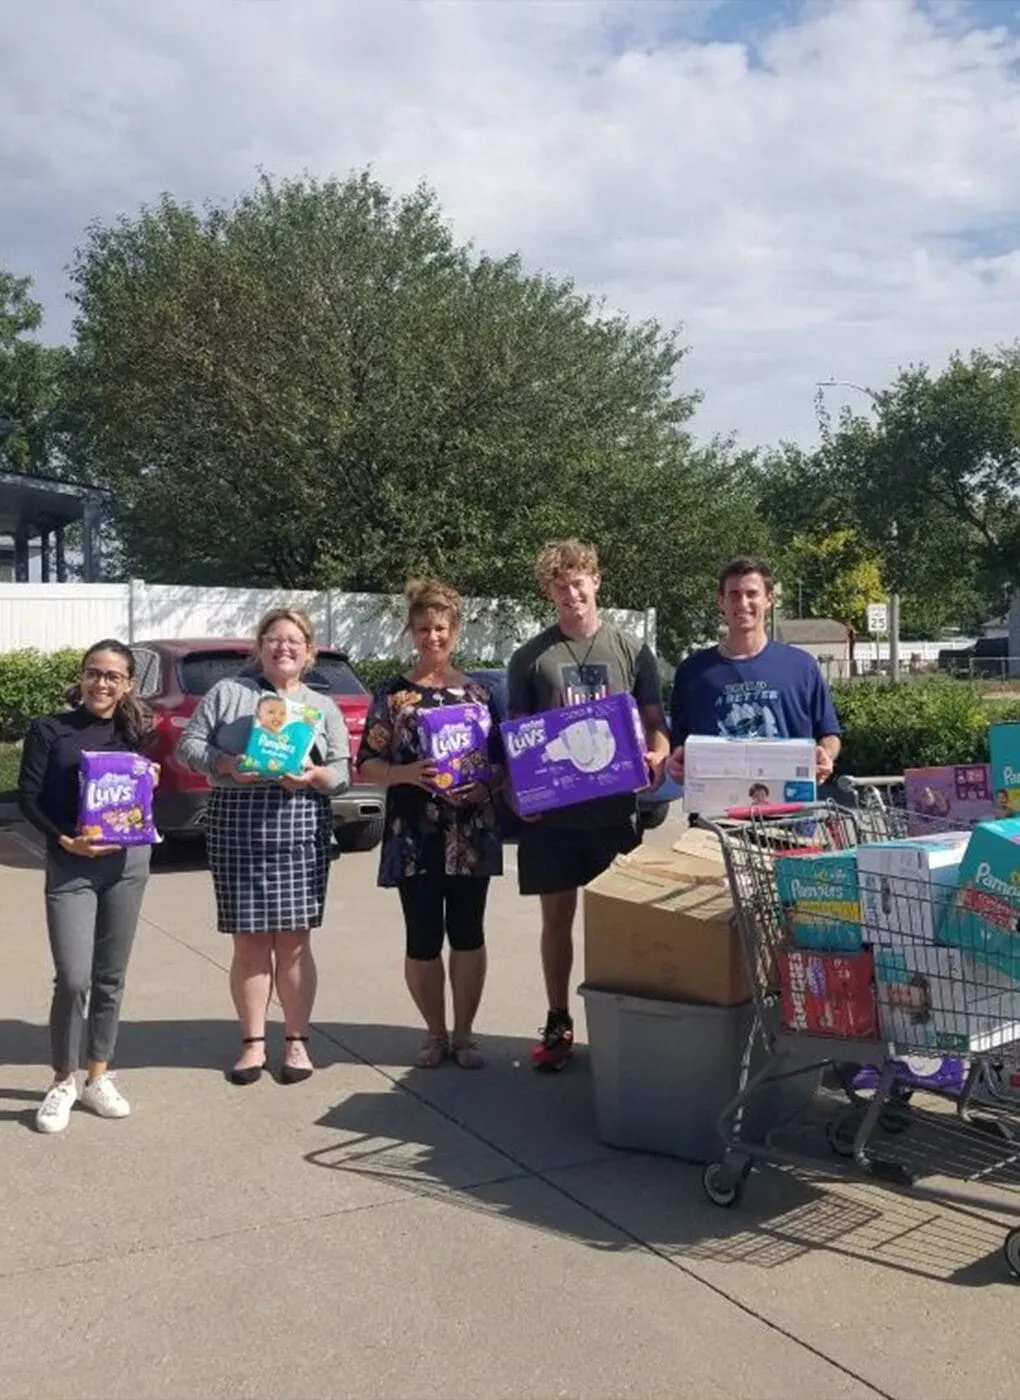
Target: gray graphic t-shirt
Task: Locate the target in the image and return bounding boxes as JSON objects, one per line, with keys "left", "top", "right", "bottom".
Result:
{"left": 506, "top": 622, "right": 661, "bottom": 828}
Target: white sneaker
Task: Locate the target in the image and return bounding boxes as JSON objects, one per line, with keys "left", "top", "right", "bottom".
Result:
{"left": 80, "top": 1073, "right": 131, "bottom": 1120}
{"left": 36, "top": 1076, "right": 78, "bottom": 1134}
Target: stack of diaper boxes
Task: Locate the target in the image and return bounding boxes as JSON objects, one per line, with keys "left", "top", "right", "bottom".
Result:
{"left": 776, "top": 811, "right": 1020, "bottom": 1065}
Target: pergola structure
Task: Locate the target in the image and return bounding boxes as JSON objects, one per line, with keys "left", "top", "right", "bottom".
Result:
{"left": 0, "top": 469, "right": 110, "bottom": 582}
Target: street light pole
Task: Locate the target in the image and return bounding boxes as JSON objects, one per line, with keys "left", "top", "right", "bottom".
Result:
{"left": 815, "top": 378, "right": 902, "bottom": 683}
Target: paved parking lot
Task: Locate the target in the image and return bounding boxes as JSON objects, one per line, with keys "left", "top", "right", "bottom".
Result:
{"left": 1, "top": 811, "right": 1019, "bottom": 1400}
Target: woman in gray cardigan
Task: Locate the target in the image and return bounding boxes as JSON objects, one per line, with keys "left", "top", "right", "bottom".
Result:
{"left": 178, "top": 609, "right": 350, "bottom": 1085}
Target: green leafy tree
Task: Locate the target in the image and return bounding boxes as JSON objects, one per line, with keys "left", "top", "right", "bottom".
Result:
{"left": 778, "top": 528, "right": 884, "bottom": 632}
{"left": 64, "top": 171, "right": 744, "bottom": 655}
{"left": 0, "top": 271, "right": 68, "bottom": 477}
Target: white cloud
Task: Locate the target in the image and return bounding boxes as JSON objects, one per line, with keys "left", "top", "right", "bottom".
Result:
{"left": 0, "top": 0, "right": 1018, "bottom": 447}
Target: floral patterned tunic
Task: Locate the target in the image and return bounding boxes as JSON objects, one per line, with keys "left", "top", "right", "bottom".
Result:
{"left": 357, "top": 676, "right": 505, "bottom": 887}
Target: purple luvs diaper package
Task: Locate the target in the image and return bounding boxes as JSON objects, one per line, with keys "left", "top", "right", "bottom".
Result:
{"left": 417, "top": 703, "right": 494, "bottom": 793}
{"left": 501, "top": 692, "right": 648, "bottom": 817}
{"left": 78, "top": 751, "right": 160, "bottom": 845}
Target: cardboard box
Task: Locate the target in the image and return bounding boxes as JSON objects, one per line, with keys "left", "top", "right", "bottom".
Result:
{"left": 990, "top": 723, "right": 1020, "bottom": 817}
{"left": 778, "top": 949, "right": 877, "bottom": 1038}
{"left": 683, "top": 736, "right": 816, "bottom": 816}
{"left": 857, "top": 834, "right": 969, "bottom": 947}
{"left": 583, "top": 845, "right": 747, "bottom": 1006}
{"left": 874, "top": 943, "right": 1020, "bottom": 1054}
{"left": 904, "top": 764, "right": 995, "bottom": 836}
{"left": 501, "top": 692, "right": 647, "bottom": 817}
{"left": 774, "top": 850, "right": 863, "bottom": 953}
{"left": 944, "top": 816, "right": 1020, "bottom": 980}
{"left": 417, "top": 702, "right": 493, "bottom": 791}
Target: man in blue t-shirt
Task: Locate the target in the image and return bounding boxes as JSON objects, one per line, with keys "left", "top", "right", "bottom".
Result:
{"left": 667, "top": 557, "right": 842, "bottom": 785}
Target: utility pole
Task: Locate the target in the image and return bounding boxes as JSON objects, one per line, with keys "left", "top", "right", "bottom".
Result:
{"left": 816, "top": 378, "right": 901, "bottom": 682}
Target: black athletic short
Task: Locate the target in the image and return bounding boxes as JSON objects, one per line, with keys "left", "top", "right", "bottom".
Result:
{"left": 516, "top": 818, "right": 641, "bottom": 896}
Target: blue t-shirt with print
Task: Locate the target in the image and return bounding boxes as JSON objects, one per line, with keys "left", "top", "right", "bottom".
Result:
{"left": 669, "top": 641, "right": 841, "bottom": 745}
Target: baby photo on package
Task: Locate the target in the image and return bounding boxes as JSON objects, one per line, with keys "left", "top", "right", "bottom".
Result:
{"left": 238, "top": 693, "right": 318, "bottom": 777}
{"left": 78, "top": 751, "right": 160, "bottom": 846}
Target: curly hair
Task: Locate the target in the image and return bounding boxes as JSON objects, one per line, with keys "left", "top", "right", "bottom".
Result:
{"left": 535, "top": 539, "right": 600, "bottom": 591}
{"left": 403, "top": 578, "right": 462, "bottom": 631}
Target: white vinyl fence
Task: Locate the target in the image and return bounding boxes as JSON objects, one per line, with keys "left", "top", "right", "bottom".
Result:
{"left": 0, "top": 581, "right": 656, "bottom": 660}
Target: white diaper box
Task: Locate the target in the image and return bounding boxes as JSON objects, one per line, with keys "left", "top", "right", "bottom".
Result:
{"left": 683, "top": 736, "right": 816, "bottom": 817}
{"left": 857, "top": 834, "right": 970, "bottom": 948}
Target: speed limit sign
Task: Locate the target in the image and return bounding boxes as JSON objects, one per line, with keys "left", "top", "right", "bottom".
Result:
{"left": 867, "top": 603, "right": 888, "bottom": 634}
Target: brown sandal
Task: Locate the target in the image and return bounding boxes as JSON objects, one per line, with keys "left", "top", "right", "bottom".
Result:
{"left": 451, "top": 1038, "right": 485, "bottom": 1070}
{"left": 415, "top": 1032, "right": 449, "bottom": 1069}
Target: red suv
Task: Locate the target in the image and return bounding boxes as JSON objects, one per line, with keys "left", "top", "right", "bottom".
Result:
{"left": 129, "top": 639, "right": 385, "bottom": 851}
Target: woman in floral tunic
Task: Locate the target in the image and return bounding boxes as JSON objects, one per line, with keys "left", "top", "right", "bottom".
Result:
{"left": 357, "top": 580, "right": 504, "bottom": 1069}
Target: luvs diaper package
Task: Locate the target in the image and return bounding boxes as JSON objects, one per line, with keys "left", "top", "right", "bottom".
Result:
{"left": 989, "top": 722, "right": 1020, "bottom": 818}
{"left": 903, "top": 764, "right": 995, "bottom": 836}
{"left": 682, "top": 736, "right": 816, "bottom": 816}
{"left": 500, "top": 692, "right": 647, "bottom": 817}
{"left": 78, "top": 751, "right": 159, "bottom": 845}
{"left": 417, "top": 702, "right": 493, "bottom": 792}
{"left": 238, "top": 693, "right": 318, "bottom": 778}
{"left": 857, "top": 833, "right": 969, "bottom": 947}
{"left": 943, "top": 816, "right": 1020, "bottom": 980}
{"left": 774, "top": 850, "right": 862, "bottom": 952}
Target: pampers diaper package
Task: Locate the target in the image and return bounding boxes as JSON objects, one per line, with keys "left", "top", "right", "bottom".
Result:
{"left": 989, "top": 722, "right": 1020, "bottom": 818}
{"left": 774, "top": 850, "right": 862, "bottom": 952}
{"left": 238, "top": 693, "right": 318, "bottom": 778}
{"left": 857, "top": 834, "right": 969, "bottom": 947}
{"left": 78, "top": 751, "right": 160, "bottom": 845}
{"left": 500, "top": 692, "right": 647, "bottom": 817}
{"left": 682, "top": 736, "right": 816, "bottom": 816}
{"left": 944, "top": 816, "right": 1020, "bottom": 981}
{"left": 417, "top": 702, "right": 493, "bottom": 792}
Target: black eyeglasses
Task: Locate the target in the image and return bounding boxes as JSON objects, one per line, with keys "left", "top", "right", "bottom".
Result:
{"left": 83, "top": 667, "right": 129, "bottom": 685}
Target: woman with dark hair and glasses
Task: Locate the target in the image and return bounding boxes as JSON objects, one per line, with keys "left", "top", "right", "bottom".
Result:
{"left": 18, "top": 639, "right": 156, "bottom": 1134}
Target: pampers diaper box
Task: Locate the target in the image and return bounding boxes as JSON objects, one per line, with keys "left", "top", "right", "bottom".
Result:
{"left": 943, "top": 816, "right": 1020, "bottom": 981}
{"left": 857, "top": 834, "right": 969, "bottom": 947}
{"left": 501, "top": 692, "right": 648, "bottom": 817}
{"left": 774, "top": 850, "right": 862, "bottom": 953}
{"left": 873, "top": 942, "right": 1020, "bottom": 1054}
{"left": 989, "top": 722, "right": 1020, "bottom": 818}
{"left": 682, "top": 736, "right": 816, "bottom": 816}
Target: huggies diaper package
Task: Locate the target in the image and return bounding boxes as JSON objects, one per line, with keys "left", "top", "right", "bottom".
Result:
{"left": 501, "top": 693, "right": 647, "bottom": 816}
{"left": 682, "top": 736, "right": 816, "bottom": 816}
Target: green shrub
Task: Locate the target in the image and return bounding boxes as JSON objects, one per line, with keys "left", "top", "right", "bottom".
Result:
{"left": 0, "top": 649, "right": 82, "bottom": 742}
{"left": 831, "top": 679, "right": 1009, "bottom": 776}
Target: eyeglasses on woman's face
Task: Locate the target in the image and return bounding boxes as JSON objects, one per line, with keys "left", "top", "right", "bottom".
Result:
{"left": 83, "top": 667, "right": 130, "bottom": 686}
{"left": 261, "top": 632, "right": 309, "bottom": 653}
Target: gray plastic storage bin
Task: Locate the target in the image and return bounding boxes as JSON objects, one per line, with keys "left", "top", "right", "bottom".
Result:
{"left": 579, "top": 985, "right": 816, "bottom": 1163}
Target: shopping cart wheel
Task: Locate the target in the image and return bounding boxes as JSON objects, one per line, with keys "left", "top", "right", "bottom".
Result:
{"left": 702, "top": 1161, "right": 746, "bottom": 1208}
{"left": 1004, "top": 1229, "right": 1020, "bottom": 1281}
{"left": 878, "top": 1104, "right": 911, "bottom": 1135}
{"left": 826, "top": 1113, "right": 859, "bottom": 1158}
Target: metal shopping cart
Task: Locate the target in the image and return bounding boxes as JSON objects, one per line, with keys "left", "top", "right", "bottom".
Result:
{"left": 694, "top": 801, "right": 1020, "bottom": 1280}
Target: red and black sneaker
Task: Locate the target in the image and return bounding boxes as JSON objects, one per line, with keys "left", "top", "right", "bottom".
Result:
{"left": 531, "top": 1010, "right": 574, "bottom": 1073}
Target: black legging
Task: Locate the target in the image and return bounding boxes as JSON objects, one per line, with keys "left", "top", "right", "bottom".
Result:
{"left": 398, "top": 871, "right": 489, "bottom": 961}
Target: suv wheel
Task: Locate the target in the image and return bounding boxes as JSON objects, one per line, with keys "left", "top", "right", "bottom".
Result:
{"left": 334, "top": 815, "right": 385, "bottom": 853}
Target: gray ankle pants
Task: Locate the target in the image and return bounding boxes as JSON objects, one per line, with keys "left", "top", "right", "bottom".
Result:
{"left": 44, "top": 844, "right": 151, "bottom": 1073}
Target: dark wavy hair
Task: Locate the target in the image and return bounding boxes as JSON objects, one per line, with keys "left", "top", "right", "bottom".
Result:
{"left": 65, "top": 639, "right": 153, "bottom": 750}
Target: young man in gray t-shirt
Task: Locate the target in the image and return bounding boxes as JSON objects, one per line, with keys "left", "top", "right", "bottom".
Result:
{"left": 507, "top": 539, "right": 669, "bottom": 1070}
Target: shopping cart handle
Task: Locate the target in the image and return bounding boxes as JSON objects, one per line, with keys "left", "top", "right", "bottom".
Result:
{"left": 723, "top": 801, "right": 820, "bottom": 820}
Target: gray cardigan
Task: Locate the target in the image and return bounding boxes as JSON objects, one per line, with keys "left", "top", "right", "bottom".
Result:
{"left": 177, "top": 675, "right": 351, "bottom": 794}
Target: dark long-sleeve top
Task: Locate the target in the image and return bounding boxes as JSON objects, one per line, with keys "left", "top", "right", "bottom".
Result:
{"left": 18, "top": 707, "right": 142, "bottom": 846}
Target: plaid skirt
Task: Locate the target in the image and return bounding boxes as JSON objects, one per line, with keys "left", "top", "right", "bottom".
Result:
{"left": 205, "top": 785, "right": 333, "bottom": 934}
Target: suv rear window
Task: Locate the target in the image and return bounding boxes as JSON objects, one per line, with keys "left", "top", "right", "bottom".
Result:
{"left": 178, "top": 651, "right": 368, "bottom": 697}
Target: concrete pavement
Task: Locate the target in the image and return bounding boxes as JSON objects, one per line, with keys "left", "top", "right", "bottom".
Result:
{"left": 1, "top": 811, "right": 1018, "bottom": 1400}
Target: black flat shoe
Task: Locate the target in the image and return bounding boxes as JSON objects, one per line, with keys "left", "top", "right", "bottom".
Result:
{"left": 280, "top": 1034, "right": 314, "bottom": 1084}
{"left": 229, "top": 1036, "right": 266, "bottom": 1086}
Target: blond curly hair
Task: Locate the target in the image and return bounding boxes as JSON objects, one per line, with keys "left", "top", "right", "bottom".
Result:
{"left": 403, "top": 578, "right": 462, "bottom": 632}
{"left": 535, "top": 538, "right": 600, "bottom": 591}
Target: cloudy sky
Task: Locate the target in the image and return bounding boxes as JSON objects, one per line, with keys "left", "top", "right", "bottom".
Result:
{"left": 1, "top": 0, "right": 1019, "bottom": 449}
